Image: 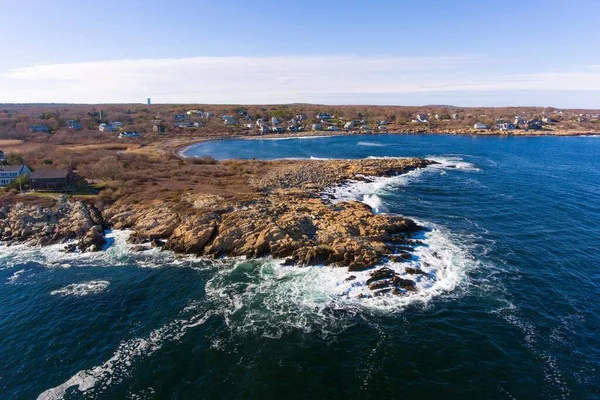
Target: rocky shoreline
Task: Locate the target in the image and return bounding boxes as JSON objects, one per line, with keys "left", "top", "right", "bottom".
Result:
{"left": 0, "top": 157, "right": 435, "bottom": 296}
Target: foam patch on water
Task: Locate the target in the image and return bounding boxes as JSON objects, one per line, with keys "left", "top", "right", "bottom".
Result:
{"left": 202, "top": 222, "right": 473, "bottom": 338}
{"left": 323, "top": 155, "right": 479, "bottom": 206}
{"left": 490, "top": 302, "right": 571, "bottom": 398}
{"left": 37, "top": 304, "right": 214, "bottom": 399}
{"left": 50, "top": 280, "right": 110, "bottom": 297}
{"left": 0, "top": 230, "right": 203, "bottom": 271}
{"left": 322, "top": 168, "right": 426, "bottom": 206}
{"left": 358, "top": 141, "right": 387, "bottom": 147}
{"left": 6, "top": 268, "right": 25, "bottom": 283}
{"left": 426, "top": 155, "right": 481, "bottom": 171}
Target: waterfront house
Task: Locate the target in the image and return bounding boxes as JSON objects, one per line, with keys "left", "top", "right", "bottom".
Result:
{"left": 317, "top": 112, "right": 333, "bottom": 120}
{"left": 30, "top": 168, "right": 73, "bottom": 191}
{"left": 67, "top": 120, "right": 83, "bottom": 130}
{"left": 514, "top": 116, "right": 527, "bottom": 126}
{"left": 344, "top": 121, "right": 357, "bottom": 130}
{"left": 259, "top": 125, "right": 272, "bottom": 134}
{"left": 271, "top": 117, "right": 282, "bottom": 125}
{"left": 312, "top": 124, "right": 323, "bottom": 131}
{"left": 496, "top": 123, "right": 516, "bottom": 131}
{"left": 0, "top": 165, "right": 31, "bottom": 187}
{"left": 527, "top": 120, "right": 543, "bottom": 130}
{"left": 416, "top": 114, "right": 429, "bottom": 123}
{"left": 378, "top": 120, "right": 389, "bottom": 126}
{"left": 474, "top": 123, "right": 488, "bottom": 130}
{"left": 327, "top": 126, "right": 340, "bottom": 131}
{"left": 273, "top": 127, "right": 285, "bottom": 134}
{"left": 29, "top": 124, "right": 49, "bottom": 133}
{"left": 378, "top": 125, "right": 388, "bottom": 131}
{"left": 542, "top": 117, "right": 558, "bottom": 124}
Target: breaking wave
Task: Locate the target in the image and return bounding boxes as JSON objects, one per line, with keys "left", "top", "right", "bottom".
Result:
{"left": 358, "top": 141, "right": 387, "bottom": 147}
{"left": 37, "top": 304, "right": 214, "bottom": 399}
{"left": 50, "top": 280, "right": 110, "bottom": 297}
{"left": 30, "top": 154, "right": 484, "bottom": 397}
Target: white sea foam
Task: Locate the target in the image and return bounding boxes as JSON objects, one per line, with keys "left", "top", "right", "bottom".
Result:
{"left": 0, "top": 230, "right": 194, "bottom": 271}
{"left": 50, "top": 280, "right": 110, "bottom": 297}
{"left": 202, "top": 223, "right": 473, "bottom": 338}
{"left": 426, "top": 155, "right": 481, "bottom": 171}
{"left": 490, "top": 302, "right": 570, "bottom": 398}
{"left": 6, "top": 268, "right": 25, "bottom": 283}
{"left": 357, "top": 141, "right": 387, "bottom": 147}
{"left": 37, "top": 305, "right": 214, "bottom": 399}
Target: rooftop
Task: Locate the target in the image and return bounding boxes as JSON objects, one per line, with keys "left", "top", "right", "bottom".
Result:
{"left": 0, "top": 165, "right": 26, "bottom": 172}
{"left": 30, "top": 169, "right": 69, "bottom": 179}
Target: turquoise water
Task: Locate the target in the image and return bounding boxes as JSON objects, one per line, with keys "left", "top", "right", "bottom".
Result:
{"left": 3, "top": 134, "right": 600, "bottom": 399}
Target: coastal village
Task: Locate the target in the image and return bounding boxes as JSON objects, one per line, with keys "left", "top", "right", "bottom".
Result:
{"left": 0, "top": 103, "right": 598, "bottom": 192}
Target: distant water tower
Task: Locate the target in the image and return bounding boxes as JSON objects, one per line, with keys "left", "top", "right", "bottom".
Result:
{"left": 147, "top": 98, "right": 151, "bottom": 106}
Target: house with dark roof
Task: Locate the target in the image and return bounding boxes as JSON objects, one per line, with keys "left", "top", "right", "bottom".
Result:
{"left": 67, "top": 120, "right": 83, "bottom": 130}
{"left": 29, "top": 125, "right": 50, "bottom": 133}
{"left": 0, "top": 165, "right": 31, "bottom": 186}
{"left": 30, "top": 169, "right": 73, "bottom": 191}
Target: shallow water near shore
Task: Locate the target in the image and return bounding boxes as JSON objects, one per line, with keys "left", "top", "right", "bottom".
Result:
{"left": 3, "top": 134, "right": 600, "bottom": 399}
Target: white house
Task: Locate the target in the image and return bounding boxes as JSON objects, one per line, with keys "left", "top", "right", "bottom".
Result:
{"left": 0, "top": 165, "right": 31, "bottom": 186}
{"left": 514, "top": 116, "right": 527, "bottom": 125}
{"left": 416, "top": 114, "right": 429, "bottom": 123}
{"left": 118, "top": 131, "right": 141, "bottom": 139}
{"left": 474, "top": 123, "right": 488, "bottom": 130}
{"left": 344, "top": 121, "right": 357, "bottom": 130}
{"left": 99, "top": 123, "right": 117, "bottom": 132}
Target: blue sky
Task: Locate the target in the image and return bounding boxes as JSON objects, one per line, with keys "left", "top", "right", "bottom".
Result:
{"left": 1, "top": 0, "right": 600, "bottom": 107}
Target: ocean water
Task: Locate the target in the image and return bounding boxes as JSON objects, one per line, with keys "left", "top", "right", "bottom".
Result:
{"left": 3, "top": 134, "right": 600, "bottom": 399}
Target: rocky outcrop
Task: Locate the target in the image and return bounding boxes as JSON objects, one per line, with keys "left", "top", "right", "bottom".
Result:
{"left": 0, "top": 157, "right": 435, "bottom": 276}
{"left": 0, "top": 196, "right": 105, "bottom": 251}
{"left": 103, "top": 157, "right": 434, "bottom": 271}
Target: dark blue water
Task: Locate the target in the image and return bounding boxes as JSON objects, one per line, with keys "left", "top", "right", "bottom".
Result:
{"left": 3, "top": 134, "right": 600, "bottom": 399}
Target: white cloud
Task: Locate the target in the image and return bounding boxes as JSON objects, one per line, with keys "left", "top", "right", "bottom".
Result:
{"left": 0, "top": 55, "right": 599, "bottom": 104}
